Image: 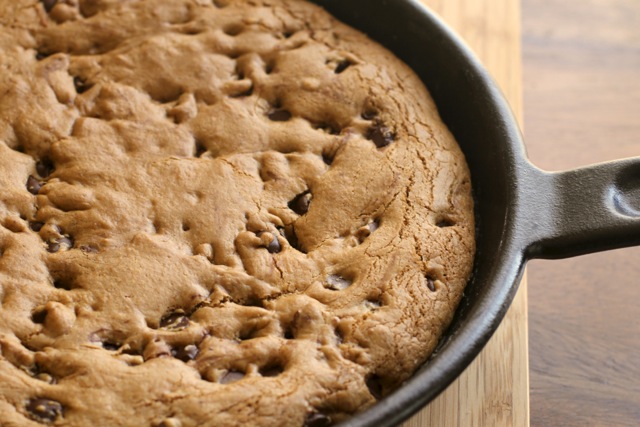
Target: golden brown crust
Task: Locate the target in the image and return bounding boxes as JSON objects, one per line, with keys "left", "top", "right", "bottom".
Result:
{"left": 0, "top": 0, "right": 475, "bottom": 425}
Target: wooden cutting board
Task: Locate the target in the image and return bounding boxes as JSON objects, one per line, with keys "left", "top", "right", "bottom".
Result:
{"left": 403, "top": 1, "right": 530, "bottom": 426}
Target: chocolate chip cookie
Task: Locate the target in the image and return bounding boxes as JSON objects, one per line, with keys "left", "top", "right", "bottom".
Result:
{"left": 0, "top": 0, "right": 475, "bottom": 425}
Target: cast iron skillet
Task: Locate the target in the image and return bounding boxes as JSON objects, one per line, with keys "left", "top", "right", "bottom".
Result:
{"left": 305, "top": 0, "right": 640, "bottom": 426}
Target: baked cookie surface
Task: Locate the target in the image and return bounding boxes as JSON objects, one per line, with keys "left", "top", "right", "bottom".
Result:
{"left": 0, "top": 0, "right": 475, "bottom": 425}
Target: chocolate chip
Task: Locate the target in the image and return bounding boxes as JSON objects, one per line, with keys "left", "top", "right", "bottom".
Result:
{"left": 268, "top": 109, "right": 292, "bottom": 122}
{"left": 102, "top": 341, "right": 120, "bottom": 351}
{"left": 366, "top": 123, "right": 394, "bottom": 148}
{"left": 31, "top": 308, "right": 47, "bottom": 324}
{"left": 361, "top": 110, "right": 377, "bottom": 120}
{"left": 53, "top": 279, "right": 72, "bottom": 290}
{"left": 27, "top": 176, "right": 43, "bottom": 195}
{"left": 172, "top": 344, "right": 198, "bottom": 362}
{"left": 30, "top": 222, "right": 44, "bottom": 232}
{"left": 365, "top": 374, "right": 383, "bottom": 400}
{"left": 41, "top": 0, "right": 57, "bottom": 13}
{"left": 334, "top": 60, "right": 352, "bottom": 74}
{"left": 281, "top": 226, "right": 305, "bottom": 253}
{"left": 32, "top": 365, "right": 57, "bottom": 384}
{"left": 26, "top": 398, "right": 63, "bottom": 423}
{"left": 73, "top": 76, "right": 90, "bottom": 94}
{"left": 266, "top": 236, "right": 281, "bottom": 254}
{"left": 158, "top": 418, "right": 182, "bottom": 427}
{"left": 194, "top": 141, "right": 206, "bottom": 157}
{"left": 220, "top": 370, "right": 245, "bottom": 384}
{"left": 288, "top": 191, "right": 312, "bottom": 215}
{"left": 160, "top": 312, "right": 190, "bottom": 331}
{"left": 79, "top": 245, "right": 98, "bottom": 253}
{"left": 305, "top": 412, "right": 332, "bottom": 427}
{"left": 436, "top": 217, "right": 455, "bottom": 228}
{"left": 35, "top": 51, "right": 49, "bottom": 60}
{"left": 47, "top": 236, "right": 74, "bottom": 253}
{"left": 36, "top": 158, "right": 54, "bottom": 178}
{"left": 426, "top": 276, "right": 436, "bottom": 292}
{"left": 321, "top": 151, "right": 333, "bottom": 166}
{"left": 260, "top": 364, "right": 283, "bottom": 377}
{"left": 364, "top": 299, "right": 381, "bottom": 310}
{"left": 325, "top": 274, "right": 351, "bottom": 291}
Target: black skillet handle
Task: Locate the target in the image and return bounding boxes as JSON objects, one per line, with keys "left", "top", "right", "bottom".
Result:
{"left": 519, "top": 157, "right": 640, "bottom": 259}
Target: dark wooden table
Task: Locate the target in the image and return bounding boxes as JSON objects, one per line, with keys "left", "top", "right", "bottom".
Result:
{"left": 523, "top": 0, "right": 640, "bottom": 425}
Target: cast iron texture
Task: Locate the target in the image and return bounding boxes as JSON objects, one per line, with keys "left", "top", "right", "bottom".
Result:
{"left": 308, "top": 0, "right": 640, "bottom": 426}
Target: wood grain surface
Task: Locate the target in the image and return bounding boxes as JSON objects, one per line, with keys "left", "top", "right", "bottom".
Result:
{"left": 402, "top": 1, "right": 530, "bottom": 426}
{"left": 523, "top": 0, "right": 640, "bottom": 426}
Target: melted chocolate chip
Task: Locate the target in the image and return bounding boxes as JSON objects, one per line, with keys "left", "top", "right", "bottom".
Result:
{"left": 26, "top": 398, "right": 63, "bottom": 423}
{"left": 266, "top": 236, "right": 281, "bottom": 254}
{"left": 281, "top": 226, "right": 305, "bottom": 253}
{"left": 27, "top": 176, "right": 43, "bottom": 195}
{"left": 32, "top": 365, "right": 57, "bottom": 384}
{"left": 366, "top": 123, "right": 395, "bottom": 148}
{"left": 160, "top": 312, "right": 190, "bottom": 331}
{"left": 194, "top": 141, "right": 206, "bottom": 157}
{"left": 53, "top": 278, "right": 72, "bottom": 290}
{"left": 102, "top": 341, "right": 120, "bottom": 351}
{"left": 31, "top": 308, "right": 48, "bottom": 324}
{"left": 268, "top": 109, "right": 292, "bottom": 122}
{"left": 172, "top": 344, "right": 198, "bottom": 362}
{"left": 334, "top": 60, "right": 352, "bottom": 74}
{"left": 79, "top": 245, "right": 99, "bottom": 253}
{"left": 73, "top": 76, "right": 90, "bottom": 94}
{"left": 305, "top": 412, "right": 332, "bottom": 427}
{"left": 321, "top": 151, "right": 334, "bottom": 166}
{"left": 361, "top": 110, "right": 377, "bottom": 120}
{"left": 220, "top": 370, "right": 245, "bottom": 384}
{"left": 364, "top": 299, "right": 381, "bottom": 310}
{"left": 47, "top": 236, "right": 74, "bottom": 253}
{"left": 36, "top": 158, "right": 54, "bottom": 178}
{"left": 41, "top": 0, "right": 57, "bottom": 13}
{"left": 288, "top": 191, "right": 312, "bottom": 215}
{"left": 260, "top": 364, "right": 283, "bottom": 377}
{"left": 29, "top": 222, "right": 44, "bottom": 232}
{"left": 365, "top": 374, "right": 383, "bottom": 400}
{"left": 436, "top": 217, "right": 455, "bottom": 228}
{"left": 426, "top": 276, "right": 436, "bottom": 292}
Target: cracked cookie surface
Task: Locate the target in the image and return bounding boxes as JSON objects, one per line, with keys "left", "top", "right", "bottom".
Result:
{"left": 0, "top": 0, "right": 475, "bottom": 426}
